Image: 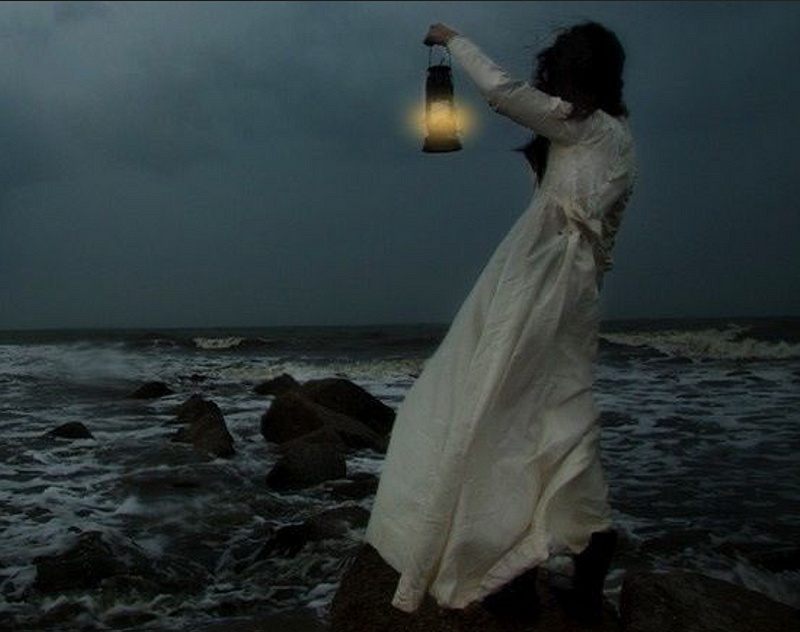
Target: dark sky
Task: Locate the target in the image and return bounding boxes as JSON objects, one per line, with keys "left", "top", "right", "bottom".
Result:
{"left": 1, "top": 1, "right": 798, "bottom": 329}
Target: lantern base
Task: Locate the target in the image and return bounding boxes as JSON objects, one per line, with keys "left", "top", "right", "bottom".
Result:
{"left": 423, "top": 136, "right": 462, "bottom": 153}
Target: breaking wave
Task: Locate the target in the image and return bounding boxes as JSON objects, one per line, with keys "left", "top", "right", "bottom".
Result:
{"left": 193, "top": 337, "right": 247, "bottom": 350}
{"left": 600, "top": 324, "right": 800, "bottom": 361}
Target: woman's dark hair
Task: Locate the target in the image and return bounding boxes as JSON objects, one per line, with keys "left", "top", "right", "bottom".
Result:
{"left": 518, "top": 21, "right": 628, "bottom": 178}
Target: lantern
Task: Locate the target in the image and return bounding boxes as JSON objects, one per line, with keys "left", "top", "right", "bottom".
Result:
{"left": 423, "top": 48, "right": 462, "bottom": 153}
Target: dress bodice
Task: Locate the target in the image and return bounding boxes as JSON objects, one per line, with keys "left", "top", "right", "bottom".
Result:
{"left": 448, "top": 36, "right": 637, "bottom": 274}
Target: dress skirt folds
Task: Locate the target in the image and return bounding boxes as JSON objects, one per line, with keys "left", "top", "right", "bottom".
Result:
{"left": 364, "top": 35, "right": 637, "bottom": 613}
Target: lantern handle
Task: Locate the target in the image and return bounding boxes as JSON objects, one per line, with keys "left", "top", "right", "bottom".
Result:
{"left": 428, "top": 44, "right": 452, "bottom": 68}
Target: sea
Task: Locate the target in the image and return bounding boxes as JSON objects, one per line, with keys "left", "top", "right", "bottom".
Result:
{"left": 0, "top": 316, "right": 799, "bottom": 630}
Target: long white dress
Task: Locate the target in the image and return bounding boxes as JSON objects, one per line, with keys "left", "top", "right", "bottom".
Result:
{"left": 365, "top": 35, "right": 637, "bottom": 613}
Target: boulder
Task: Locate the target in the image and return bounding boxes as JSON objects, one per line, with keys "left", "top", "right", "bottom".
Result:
{"left": 260, "top": 392, "right": 326, "bottom": 443}
{"left": 258, "top": 505, "right": 370, "bottom": 558}
{"left": 619, "top": 570, "right": 800, "bottom": 632}
{"left": 266, "top": 437, "right": 347, "bottom": 491}
{"left": 34, "top": 531, "right": 121, "bottom": 592}
{"left": 299, "top": 378, "right": 395, "bottom": 436}
{"left": 174, "top": 394, "right": 224, "bottom": 425}
{"left": 330, "top": 544, "right": 620, "bottom": 632}
{"left": 172, "top": 395, "right": 234, "bottom": 458}
{"left": 47, "top": 422, "right": 93, "bottom": 440}
{"left": 193, "top": 613, "right": 327, "bottom": 632}
{"left": 129, "top": 381, "right": 174, "bottom": 399}
{"left": 173, "top": 413, "right": 235, "bottom": 458}
{"left": 326, "top": 473, "right": 380, "bottom": 501}
{"left": 261, "top": 392, "right": 386, "bottom": 452}
{"left": 254, "top": 373, "right": 301, "bottom": 396}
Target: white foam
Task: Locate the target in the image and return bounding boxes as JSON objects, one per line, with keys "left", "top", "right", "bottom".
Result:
{"left": 193, "top": 336, "right": 245, "bottom": 350}
{"left": 114, "top": 495, "right": 146, "bottom": 515}
{"left": 601, "top": 325, "right": 800, "bottom": 360}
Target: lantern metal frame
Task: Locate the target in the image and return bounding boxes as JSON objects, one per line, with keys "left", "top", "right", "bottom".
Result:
{"left": 422, "top": 46, "right": 462, "bottom": 153}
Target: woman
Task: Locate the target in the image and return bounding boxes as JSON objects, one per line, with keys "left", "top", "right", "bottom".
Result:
{"left": 365, "top": 20, "right": 637, "bottom": 623}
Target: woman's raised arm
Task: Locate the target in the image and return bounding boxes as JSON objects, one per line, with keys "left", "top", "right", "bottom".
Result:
{"left": 444, "top": 33, "right": 590, "bottom": 144}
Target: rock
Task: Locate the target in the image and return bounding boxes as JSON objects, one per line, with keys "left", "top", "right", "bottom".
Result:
{"left": 330, "top": 544, "right": 620, "bottom": 632}
{"left": 325, "top": 413, "right": 389, "bottom": 452}
{"left": 261, "top": 392, "right": 386, "bottom": 452}
{"left": 174, "top": 394, "right": 224, "bottom": 425}
{"left": 260, "top": 392, "right": 326, "bottom": 443}
{"left": 172, "top": 395, "right": 235, "bottom": 458}
{"left": 173, "top": 412, "right": 235, "bottom": 458}
{"left": 193, "top": 612, "right": 328, "bottom": 632}
{"left": 254, "top": 373, "right": 301, "bottom": 396}
{"left": 47, "top": 421, "right": 93, "bottom": 439}
{"left": 129, "top": 381, "right": 174, "bottom": 399}
{"left": 34, "top": 531, "right": 121, "bottom": 592}
{"left": 300, "top": 378, "right": 395, "bottom": 436}
{"left": 258, "top": 506, "right": 370, "bottom": 558}
{"left": 309, "top": 505, "right": 370, "bottom": 534}
{"left": 326, "top": 473, "right": 380, "bottom": 501}
{"left": 266, "top": 437, "right": 347, "bottom": 490}
{"left": 619, "top": 570, "right": 800, "bottom": 632}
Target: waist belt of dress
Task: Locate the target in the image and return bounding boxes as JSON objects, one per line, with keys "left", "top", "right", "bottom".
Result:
{"left": 559, "top": 204, "right": 610, "bottom": 274}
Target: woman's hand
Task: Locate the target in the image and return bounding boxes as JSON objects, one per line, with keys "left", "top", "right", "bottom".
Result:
{"left": 424, "top": 23, "right": 459, "bottom": 47}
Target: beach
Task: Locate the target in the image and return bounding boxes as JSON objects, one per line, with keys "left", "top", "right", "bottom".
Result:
{"left": 0, "top": 317, "right": 798, "bottom": 630}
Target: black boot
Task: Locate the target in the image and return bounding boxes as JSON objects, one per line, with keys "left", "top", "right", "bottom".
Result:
{"left": 482, "top": 566, "right": 541, "bottom": 621}
{"left": 557, "top": 529, "right": 618, "bottom": 625}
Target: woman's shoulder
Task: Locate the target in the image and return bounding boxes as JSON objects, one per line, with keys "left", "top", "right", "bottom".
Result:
{"left": 580, "top": 110, "right": 634, "bottom": 150}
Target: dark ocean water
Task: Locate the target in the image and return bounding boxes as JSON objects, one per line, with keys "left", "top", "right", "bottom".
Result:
{"left": 0, "top": 316, "right": 798, "bottom": 630}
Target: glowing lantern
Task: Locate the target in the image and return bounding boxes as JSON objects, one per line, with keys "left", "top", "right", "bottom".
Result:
{"left": 423, "top": 48, "right": 462, "bottom": 153}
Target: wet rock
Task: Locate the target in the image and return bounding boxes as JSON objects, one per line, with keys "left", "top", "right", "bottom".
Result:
{"left": 173, "top": 412, "right": 235, "bottom": 458}
{"left": 619, "top": 570, "right": 800, "bottom": 632}
{"left": 324, "top": 411, "right": 388, "bottom": 452}
{"left": 254, "top": 373, "right": 301, "bottom": 396}
{"left": 129, "top": 381, "right": 174, "bottom": 399}
{"left": 174, "top": 393, "right": 224, "bottom": 425}
{"left": 326, "top": 473, "right": 380, "bottom": 501}
{"left": 266, "top": 437, "right": 347, "bottom": 491}
{"left": 330, "top": 544, "right": 620, "bottom": 632}
{"left": 258, "top": 506, "right": 370, "bottom": 558}
{"left": 310, "top": 505, "right": 370, "bottom": 533}
{"left": 193, "top": 613, "right": 328, "bottom": 632}
{"left": 172, "top": 395, "right": 234, "bottom": 458}
{"left": 299, "top": 378, "right": 395, "bottom": 436}
{"left": 47, "top": 421, "right": 93, "bottom": 439}
{"left": 34, "top": 531, "right": 121, "bottom": 592}
{"left": 261, "top": 392, "right": 327, "bottom": 443}
{"left": 261, "top": 392, "right": 386, "bottom": 452}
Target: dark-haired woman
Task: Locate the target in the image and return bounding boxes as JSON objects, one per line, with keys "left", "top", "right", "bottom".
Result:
{"left": 365, "top": 22, "right": 637, "bottom": 623}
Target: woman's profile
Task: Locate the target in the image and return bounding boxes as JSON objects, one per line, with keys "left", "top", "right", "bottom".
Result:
{"left": 365, "top": 20, "right": 637, "bottom": 624}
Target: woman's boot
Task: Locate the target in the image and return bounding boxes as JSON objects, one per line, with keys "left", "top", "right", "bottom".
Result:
{"left": 482, "top": 566, "right": 541, "bottom": 621}
{"left": 558, "top": 529, "right": 618, "bottom": 625}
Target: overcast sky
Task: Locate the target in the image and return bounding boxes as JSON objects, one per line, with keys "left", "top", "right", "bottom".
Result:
{"left": 0, "top": 1, "right": 798, "bottom": 329}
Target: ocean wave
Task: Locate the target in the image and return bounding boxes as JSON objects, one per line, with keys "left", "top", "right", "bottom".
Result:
{"left": 192, "top": 337, "right": 247, "bottom": 350}
{"left": 600, "top": 325, "right": 800, "bottom": 361}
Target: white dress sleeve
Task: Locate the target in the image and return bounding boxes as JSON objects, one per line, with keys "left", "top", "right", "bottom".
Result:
{"left": 447, "top": 35, "right": 588, "bottom": 144}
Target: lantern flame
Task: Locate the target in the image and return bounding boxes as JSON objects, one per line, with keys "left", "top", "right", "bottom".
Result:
{"left": 406, "top": 103, "right": 475, "bottom": 140}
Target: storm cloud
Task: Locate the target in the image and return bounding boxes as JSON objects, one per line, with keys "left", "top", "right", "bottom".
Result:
{"left": 1, "top": 1, "right": 798, "bottom": 329}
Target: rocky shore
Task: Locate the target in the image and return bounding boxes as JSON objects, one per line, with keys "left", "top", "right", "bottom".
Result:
{"left": 22, "top": 372, "right": 799, "bottom": 632}
{"left": 330, "top": 544, "right": 800, "bottom": 632}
